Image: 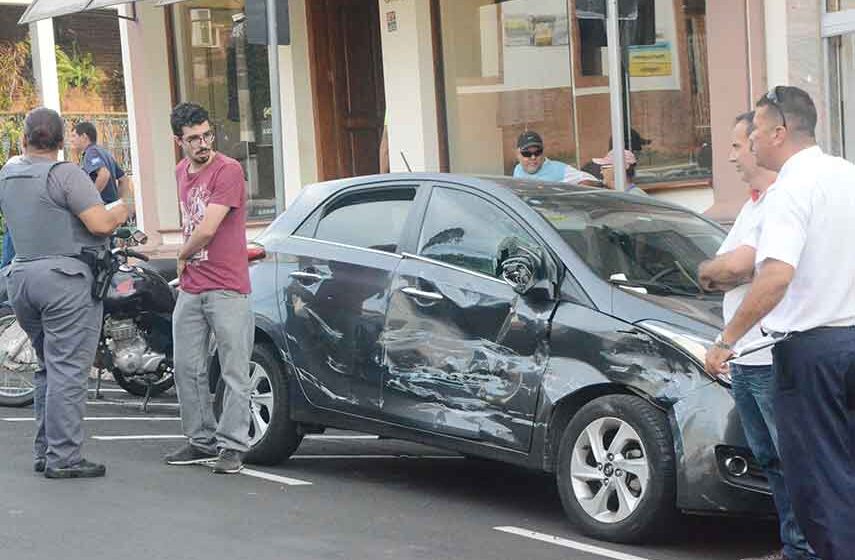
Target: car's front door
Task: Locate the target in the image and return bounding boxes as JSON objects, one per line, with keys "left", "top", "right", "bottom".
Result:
{"left": 380, "top": 185, "right": 557, "bottom": 452}
{"left": 280, "top": 185, "right": 418, "bottom": 415}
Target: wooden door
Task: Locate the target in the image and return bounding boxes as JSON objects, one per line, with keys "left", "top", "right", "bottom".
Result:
{"left": 308, "top": 0, "right": 386, "bottom": 180}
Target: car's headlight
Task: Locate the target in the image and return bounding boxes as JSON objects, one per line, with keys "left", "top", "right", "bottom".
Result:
{"left": 638, "top": 320, "right": 731, "bottom": 386}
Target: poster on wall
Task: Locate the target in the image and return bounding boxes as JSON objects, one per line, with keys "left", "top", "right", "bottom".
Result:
{"left": 628, "top": 42, "right": 672, "bottom": 77}
{"left": 503, "top": 14, "right": 569, "bottom": 47}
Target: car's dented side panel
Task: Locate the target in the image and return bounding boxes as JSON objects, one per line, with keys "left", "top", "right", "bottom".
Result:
{"left": 535, "top": 302, "right": 771, "bottom": 514}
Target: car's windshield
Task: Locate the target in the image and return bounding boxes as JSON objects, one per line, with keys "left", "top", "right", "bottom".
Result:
{"left": 519, "top": 191, "right": 726, "bottom": 295}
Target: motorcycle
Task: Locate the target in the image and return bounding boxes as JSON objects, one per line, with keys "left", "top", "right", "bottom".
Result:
{"left": 0, "top": 228, "right": 178, "bottom": 408}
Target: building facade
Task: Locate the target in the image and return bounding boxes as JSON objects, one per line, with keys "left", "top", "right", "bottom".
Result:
{"left": 2, "top": 1, "right": 849, "bottom": 251}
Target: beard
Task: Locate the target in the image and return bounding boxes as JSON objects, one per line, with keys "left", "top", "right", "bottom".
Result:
{"left": 191, "top": 149, "right": 212, "bottom": 165}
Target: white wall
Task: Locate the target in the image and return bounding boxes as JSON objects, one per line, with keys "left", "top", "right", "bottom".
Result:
{"left": 765, "top": 2, "right": 789, "bottom": 87}
{"left": 378, "top": 0, "right": 441, "bottom": 173}
{"left": 277, "top": 0, "right": 318, "bottom": 206}
{"left": 651, "top": 187, "right": 714, "bottom": 214}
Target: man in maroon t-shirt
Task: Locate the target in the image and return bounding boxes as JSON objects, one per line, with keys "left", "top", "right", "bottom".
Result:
{"left": 163, "top": 103, "right": 253, "bottom": 474}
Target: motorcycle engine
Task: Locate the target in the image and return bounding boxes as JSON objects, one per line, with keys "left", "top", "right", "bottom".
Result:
{"left": 104, "top": 317, "right": 166, "bottom": 375}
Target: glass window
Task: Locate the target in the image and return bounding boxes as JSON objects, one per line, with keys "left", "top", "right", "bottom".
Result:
{"left": 519, "top": 190, "right": 724, "bottom": 294}
{"left": 172, "top": 1, "right": 276, "bottom": 221}
{"left": 418, "top": 187, "right": 538, "bottom": 278}
{"left": 438, "top": 0, "right": 712, "bottom": 190}
{"left": 314, "top": 188, "right": 416, "bottom": 253}
{"left": 828, "top": 31, "right": 855, "bottom": 159}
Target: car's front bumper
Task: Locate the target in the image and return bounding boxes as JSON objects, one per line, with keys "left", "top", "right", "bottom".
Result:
{"left": 669, "top": 381, "right": 775, "bottom": 515}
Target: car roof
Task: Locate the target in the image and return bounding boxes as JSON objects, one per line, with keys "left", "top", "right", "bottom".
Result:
{"left": 295, "top": 172, "right": 706, "bottom": 217}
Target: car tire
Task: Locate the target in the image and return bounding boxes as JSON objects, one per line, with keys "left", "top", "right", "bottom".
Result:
{"left": 556, "top": 394, "right": 677, "bottom": 544}
{"left": 214, "top": 343, "right": 302, "bottom": 466}
{"left": 112, "top": 370, "right": 174, "bottom": 398}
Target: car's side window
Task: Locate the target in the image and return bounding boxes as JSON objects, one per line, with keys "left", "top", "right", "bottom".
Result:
{"left": 418, "top": 187, "right": 538, "bottom": 278}
{"left": 312, "top": 187, "right": 416, "bottom": 253}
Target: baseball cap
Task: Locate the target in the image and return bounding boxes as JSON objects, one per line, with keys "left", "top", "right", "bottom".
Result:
{"left": 593, "top": 149, "right": 637, "bottom": 169}
{"left": 517, "top": 131, "right": 544, "bottom": 150}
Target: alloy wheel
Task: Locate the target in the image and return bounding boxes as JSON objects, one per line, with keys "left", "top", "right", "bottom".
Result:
{"left": 569, "top": 416, "right": 650, "bottom": 523}
{"left": 247, "top": 360, "right": 274, "bottom": 446}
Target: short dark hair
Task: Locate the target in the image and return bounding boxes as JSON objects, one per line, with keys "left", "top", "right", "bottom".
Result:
{"left": 170, "top": 102, "right": 210, "bottom": 137}
{"left": 73, "top": 121, "right": 97, "bottom": 144}
{"left": 734, "top": 111, "right": 755, "bottom": 135}
{"left": 756, "top": 86, "right": 817, "bottom": 138}
{"left": 24, "top": 107, "right": 64, "bottom": 151}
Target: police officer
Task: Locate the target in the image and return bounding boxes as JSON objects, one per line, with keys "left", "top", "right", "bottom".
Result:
{"left": 0, "top": 108, "right": 127, "bottom": 478}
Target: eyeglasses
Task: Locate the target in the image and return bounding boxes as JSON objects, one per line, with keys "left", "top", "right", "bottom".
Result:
{"left": 181, "top": 130, "right": 215, "bottom": 148}
{"left": 520, "top": 149, "right": 543, "bottom": 159}
{"left": 765, "top": 87, "right": 787, "bottom": 128}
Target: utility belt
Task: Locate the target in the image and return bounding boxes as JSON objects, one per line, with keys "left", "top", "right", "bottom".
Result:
{"left": 71, "top": 248, "right": 114, "bottom": 300}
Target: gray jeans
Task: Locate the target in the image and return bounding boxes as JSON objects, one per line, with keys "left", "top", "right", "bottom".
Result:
{"left": 172, "top": 289, "right": 254, "bottom": 453}
{"left": 5, "top": 258, "right": 102, "bottom": 468}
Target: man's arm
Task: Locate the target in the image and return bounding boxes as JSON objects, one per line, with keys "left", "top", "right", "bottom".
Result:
{"left": 177, "top": 203, "right": 231, "bottom": 262}
{"left": 697, "top": 245, "right": 756, "bottom": 291}
{"left": 93, "top": 167, "right": 111, "bottom": 193}
{"left": 78, "top": 202, "right": 129, "bottom": 236}
{"left": 704, "top": 258, "right": 794, "bottom": 376}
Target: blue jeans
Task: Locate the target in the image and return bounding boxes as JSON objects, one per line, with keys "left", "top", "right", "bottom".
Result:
{"left": 731, "top": 363, "right": 818, "bottom": 560}
{"left": 2, "top": 228, "right": 15, "bottom": 268}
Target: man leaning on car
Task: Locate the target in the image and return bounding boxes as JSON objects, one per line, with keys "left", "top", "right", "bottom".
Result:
{"left": 698, "top": 111, "right": 815, "bottom": 560}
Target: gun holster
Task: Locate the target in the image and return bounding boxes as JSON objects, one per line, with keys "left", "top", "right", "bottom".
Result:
{"left": 74, "top": 248, "right": 114, "bottom": 300}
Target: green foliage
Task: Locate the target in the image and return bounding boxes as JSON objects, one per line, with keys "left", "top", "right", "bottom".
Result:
{"left": 55, "top": 44, "right": 104, "bottom": 96}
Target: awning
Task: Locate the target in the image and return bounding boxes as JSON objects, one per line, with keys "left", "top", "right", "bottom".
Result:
{"left": 19, "top": 0, "right": 184, "bottom": 25}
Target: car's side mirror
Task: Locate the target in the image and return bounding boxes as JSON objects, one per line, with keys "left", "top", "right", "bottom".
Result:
{"left": 500, "top": 245, "right": 542, "bottom": 295}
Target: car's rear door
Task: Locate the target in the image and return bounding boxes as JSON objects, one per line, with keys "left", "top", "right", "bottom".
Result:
{"left": 279, "top": 183, "right": 420, "bottom": 415}
{"left": 380, "top": 184, "right": 557, "bottom": 452}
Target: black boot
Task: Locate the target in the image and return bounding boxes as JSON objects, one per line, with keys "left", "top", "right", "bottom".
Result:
{"left": 44, "top": 459, "right": 106, "bottom": 479}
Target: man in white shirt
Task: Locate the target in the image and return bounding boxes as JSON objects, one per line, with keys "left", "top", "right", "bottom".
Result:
{"left": 705, "top": 86, "right": 855, "bottom": 559}
{"left": 699, "top": 112, "right": 815, "bottom": 560}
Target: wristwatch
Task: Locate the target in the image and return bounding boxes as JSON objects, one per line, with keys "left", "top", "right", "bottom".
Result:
{"left": 714, "top": 333, "right": 733, "bottom": 351}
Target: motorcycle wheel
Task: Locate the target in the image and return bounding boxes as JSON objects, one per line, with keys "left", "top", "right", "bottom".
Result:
{"left": 112, "top": 370, "right": 175, "bottom": 398}
{"left": 0, "top": 309, "right": 38, "bottom": 407}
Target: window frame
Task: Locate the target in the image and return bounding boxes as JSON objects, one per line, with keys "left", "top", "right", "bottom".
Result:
{"left": 293, "top": 183, "right": 423, "bottom": 255}
{"left": 407, "top": 183, "right": 559, "bottom": 284}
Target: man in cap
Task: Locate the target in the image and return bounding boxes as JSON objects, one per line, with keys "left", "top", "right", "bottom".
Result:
{"left": 512, "top": 131, "right": 598, "bottom": 186}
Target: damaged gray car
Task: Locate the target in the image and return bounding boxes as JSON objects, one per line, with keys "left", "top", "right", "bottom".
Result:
{"left": 217, "top": 174, "right": 773, "bottom": 544}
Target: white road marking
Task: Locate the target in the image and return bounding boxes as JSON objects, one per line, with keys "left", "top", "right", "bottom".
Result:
{"left": 290, "top": 454, "right": 463, "bottom": 460}
{"left": 304, "top": 434, "right": 378, "bottom": 440}
{"left": 87, "top": 388, "right": 126, "bottom": 393}
{"left": 241, "top": 468, "right": 312, "bottom": 486}
{"left": 92, "top": 435, "right": 184, "bottom": 441}
{"left": 87, "top": 401, "right": 181, "bottom": 408}
{"left": 494, "top": 527, "right": 652, "bottom": 560}
{"left": 2, "top": 417, "right": 179, "bottom": 422}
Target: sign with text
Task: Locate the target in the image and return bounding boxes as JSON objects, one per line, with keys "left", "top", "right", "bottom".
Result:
{"left": 628, "top": 42, "right": 672, "bottom": 77}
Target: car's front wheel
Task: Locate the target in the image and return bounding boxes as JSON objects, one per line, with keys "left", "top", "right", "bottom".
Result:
{"left": 556, "top": 394, "right": 677, "bottom": 544}
{"left": 214, "top": 343, "right": 303, "bottom": 465}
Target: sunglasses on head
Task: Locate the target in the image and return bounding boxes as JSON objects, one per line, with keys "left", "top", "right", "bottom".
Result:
{"left": 520, "top": 148, "right": 543, "bottom": 158}
{"left": 765, "top": 86, "right": 787, "bottom": 128}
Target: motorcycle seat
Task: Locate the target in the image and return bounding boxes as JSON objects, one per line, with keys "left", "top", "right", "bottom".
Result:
{"left": 140, "top": 258, "right": 178, "bottom": 284}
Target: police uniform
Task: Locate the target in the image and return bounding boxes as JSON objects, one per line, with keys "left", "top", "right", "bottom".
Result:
{"left": 0, "top": 156, "right": 108, "bottom": 471}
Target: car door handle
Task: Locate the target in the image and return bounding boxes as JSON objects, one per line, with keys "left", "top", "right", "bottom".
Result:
{"left": 401, "top": 287, "right": 444, "bottom": 301}
{"left": 290, "top": 271, "right": 326, "bottom": 282}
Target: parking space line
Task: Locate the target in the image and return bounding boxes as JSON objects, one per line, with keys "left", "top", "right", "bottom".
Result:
{"left": 92, "top": 435, "right": 184, "bottom": 441}
{"left": 241, "top": 468, "right": 313, "bottom": 486}
{"left": 493, "top": 527, "right": 651, "bottom": 560}
{"left": 290, "top": 454, "right": 463, "bottom": 460}
{"left": 2, "top": 417, "right": 180, "bottom": 422}
{"left": 86, "top": 401, "right": 181, "bottom": 408}
{"left": 87, "top": 388, "right": 127, "bottom": 393}
{"left": 304, "top": 434, "right": 379, "bottom": 440}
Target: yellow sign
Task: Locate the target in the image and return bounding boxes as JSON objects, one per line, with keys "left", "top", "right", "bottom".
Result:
{"left": 628, "top": 42, "right": 672, "bottom": 78}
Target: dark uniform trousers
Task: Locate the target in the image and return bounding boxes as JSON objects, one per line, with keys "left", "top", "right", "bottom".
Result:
{"left": 772, "top": 327, "right": 855, "bottom": 560}
{"left": 5, "top": 258, "right": 102, "bottom": 468}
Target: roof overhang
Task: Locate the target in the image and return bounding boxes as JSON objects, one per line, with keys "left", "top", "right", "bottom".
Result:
{"left": 19, "top": 0, "right": 185, "bottom": 25}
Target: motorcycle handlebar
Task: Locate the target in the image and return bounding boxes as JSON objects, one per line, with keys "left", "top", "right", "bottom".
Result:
{"left": 124, "top": 249, "right": 150, "bottom": 262}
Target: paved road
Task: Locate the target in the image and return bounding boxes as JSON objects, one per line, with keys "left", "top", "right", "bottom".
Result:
{"left": 0, "top": 383, "right": 780, "bottom": 560}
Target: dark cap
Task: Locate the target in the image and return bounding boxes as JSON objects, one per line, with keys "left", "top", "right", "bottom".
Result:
{"left": 517, "top": 131, "right": 544, "bottom": 150}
